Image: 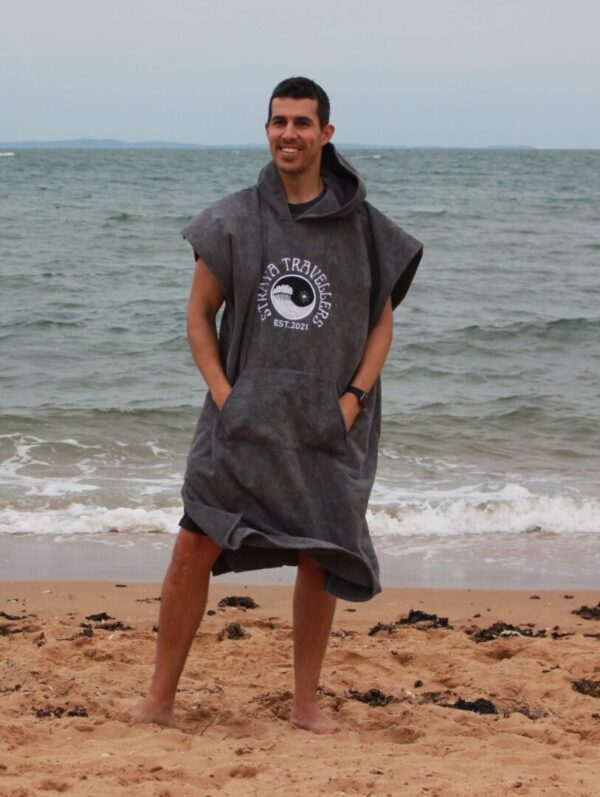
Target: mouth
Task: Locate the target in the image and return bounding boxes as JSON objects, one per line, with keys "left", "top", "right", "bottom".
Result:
{"left": 279, "top": 146, "right": 301, "bottom": 154}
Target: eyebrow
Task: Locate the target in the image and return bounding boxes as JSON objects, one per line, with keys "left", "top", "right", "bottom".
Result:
{"left": 270, "top": 115, "right": 315, "bottom": 125}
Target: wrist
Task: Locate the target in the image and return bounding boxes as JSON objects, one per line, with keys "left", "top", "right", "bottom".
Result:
{"left": 210, "top": 380, "right": 231, "bottom": 409}
{"left": 344, "top": 385, "right": 369, "bottom": 408}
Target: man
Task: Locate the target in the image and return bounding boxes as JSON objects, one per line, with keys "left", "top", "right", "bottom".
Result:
{"left": 132, "top": 77, "right": 422, "bottom": 734}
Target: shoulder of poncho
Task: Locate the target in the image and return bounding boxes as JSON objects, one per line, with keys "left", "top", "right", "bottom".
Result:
{"left": 181, "top": 186, "right": 259, "bottom": 253}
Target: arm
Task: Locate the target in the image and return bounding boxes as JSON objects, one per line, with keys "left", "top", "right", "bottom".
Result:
{"left": 186, "top": 258, "right": 232, "bottom": 409}
{"left": 339, "top": 297, "right": 394, "bottom": 431}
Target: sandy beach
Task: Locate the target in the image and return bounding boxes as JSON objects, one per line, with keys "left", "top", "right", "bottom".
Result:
{"left": 1, "top": 580, "right": 599, "bottom": 796}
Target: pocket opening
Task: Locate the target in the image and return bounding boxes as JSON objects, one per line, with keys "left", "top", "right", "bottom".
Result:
{"left": 217, "top": 367, "right": 347, "bottom": 454}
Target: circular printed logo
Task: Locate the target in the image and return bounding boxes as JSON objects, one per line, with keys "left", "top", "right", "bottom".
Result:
{"left": 270, "top": 275, "right": 316, "bottom": 321}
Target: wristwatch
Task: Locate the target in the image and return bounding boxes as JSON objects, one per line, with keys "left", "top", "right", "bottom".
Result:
{"left": 345, "top": 385, "right": 369, "bottom": 408}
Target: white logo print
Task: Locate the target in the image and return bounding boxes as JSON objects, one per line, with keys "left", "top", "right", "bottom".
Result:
{"left": 256, "top": 256, "right": 332, "bottom": 330}
{"left": 270, "top": 275, "right": 316, "bottom": 320}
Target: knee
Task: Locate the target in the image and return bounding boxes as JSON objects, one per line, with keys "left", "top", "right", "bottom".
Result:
{"left": 297, "top": 553, "right": 325, "bottom": 580}
{"left": 169, "top": 528, "right": 221, "bottom": 577}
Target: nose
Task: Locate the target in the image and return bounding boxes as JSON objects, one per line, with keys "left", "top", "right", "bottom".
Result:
{"left": 282, "top": 121, "right": 297, "bottom": 139}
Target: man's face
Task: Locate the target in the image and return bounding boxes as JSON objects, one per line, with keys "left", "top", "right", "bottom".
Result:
{"left": 265, "top": 97, "right": 334, "bottom": 177}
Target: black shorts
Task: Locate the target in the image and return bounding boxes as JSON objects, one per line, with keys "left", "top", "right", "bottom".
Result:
{"left": 178, "top": 512, "right": 207, "bottom": 536}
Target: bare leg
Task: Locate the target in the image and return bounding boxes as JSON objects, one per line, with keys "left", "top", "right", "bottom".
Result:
{"left": 290, "top": 553, "right": 338, "bottom": 734}
{"left": 130, "top": 528, "right": 222, "bottom": 726}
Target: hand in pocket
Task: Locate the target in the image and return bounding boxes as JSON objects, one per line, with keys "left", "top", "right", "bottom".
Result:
{"left": 338, "top": 392, "right": 361, "bottom": 432}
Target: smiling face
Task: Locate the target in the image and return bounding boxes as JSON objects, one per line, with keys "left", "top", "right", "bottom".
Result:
{"left": 265, "top": 96, "right": 334, "bottom": 179}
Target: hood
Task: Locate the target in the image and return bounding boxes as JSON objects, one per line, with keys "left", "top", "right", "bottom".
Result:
{"left": 257, "top": 143, "right": 367, "bottom": 221}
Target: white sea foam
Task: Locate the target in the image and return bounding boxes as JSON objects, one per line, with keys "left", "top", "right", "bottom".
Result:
{"left": 1, "top": 489, "right": 598, "bottom": 540}
{"left": 0, "top": 463, "right": 102, "bottom": 498}
{"left": 147, "top": 441, "right": 170, "bottom": 457}
{"left": 0, "top": 504, "right": 180, "bottom": 535}
{"left": 31, "top": 481, "right": 100, "bottom": 498}
{"left": 371, "top": 475, "right": 537, "bottom": 506}
{"left": 57, "top": 438, "right": 103, "bottom": 449}
{"left": 368, "top": 490, "right": 600, "bottom": 538}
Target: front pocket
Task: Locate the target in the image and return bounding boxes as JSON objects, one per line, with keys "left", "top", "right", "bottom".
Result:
{"left": 217, "top": 367, "right": 347, "bottom": 454}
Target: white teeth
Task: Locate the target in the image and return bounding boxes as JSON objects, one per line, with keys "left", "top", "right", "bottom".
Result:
{"left": 281, "top": 147, "right": 299, "bottom": 153}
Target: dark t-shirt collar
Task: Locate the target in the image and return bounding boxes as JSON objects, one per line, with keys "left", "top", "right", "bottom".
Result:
{"left": 287, "top": 186, "right": 327, "bottom": 219}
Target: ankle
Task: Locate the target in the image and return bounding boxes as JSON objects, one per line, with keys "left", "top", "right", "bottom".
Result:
{"left": 146, "top": 685, "right": 175, "bottom": 708}
{"left": 293, "top": 694, "right": 319, "bottom": 713}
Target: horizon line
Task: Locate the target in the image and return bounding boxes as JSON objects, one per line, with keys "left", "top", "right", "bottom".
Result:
{"left": 1, "top": 138, "right": 597, "bottom": 151}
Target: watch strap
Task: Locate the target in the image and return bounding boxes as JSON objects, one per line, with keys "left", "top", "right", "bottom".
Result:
{"left": 345, "top": 385, "right": 369, "bottom": 407}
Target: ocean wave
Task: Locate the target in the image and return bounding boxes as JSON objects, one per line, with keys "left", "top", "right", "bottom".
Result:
{"left": 1, "top": 487, "right": 598, "bottom": 538}
{"left": 396, "top": 316, "right": 600, "bottom": 361}
{"left": 0, "top": 504, "right": 179, "bottom": 535}
{"left": 5, "top": 318, "right": 86, "bottom": 330}
{"left": 0, "top": 407, "right": 200, "bottom": 426}
{"left": 384, "top": 403, "right": 600, "bottom": 439}
{"left": 368, "top": 486, "right": 600, "bottom": 537}
{"left": 407, "top": 206, "right": 448, "bottom": 216}
{"left": 452, "top": 316, "right": 600, "bottom": 343}
{"left": 104, "top": 212, "right": 140, "bottom": 224}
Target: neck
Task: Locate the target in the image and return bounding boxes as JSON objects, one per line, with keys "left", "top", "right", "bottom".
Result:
{"left": 277, "top": 165, "right": 324, "bottom": 204}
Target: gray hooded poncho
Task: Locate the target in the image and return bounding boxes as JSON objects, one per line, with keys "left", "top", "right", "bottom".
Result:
{"left": 181, "top": 143, "right": 423, "bottom": 602}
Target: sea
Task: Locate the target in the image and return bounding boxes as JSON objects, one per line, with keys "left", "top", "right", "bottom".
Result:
{"left": 1, "top": 146, "right": 599, "bottom": 585}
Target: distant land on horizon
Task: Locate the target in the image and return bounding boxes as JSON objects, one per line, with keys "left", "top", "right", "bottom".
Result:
{"left": 0, "top": 139, "right": 233, "bottom": 150}
{"left": 0, "top": 138, "right": 542, "bottom": 151}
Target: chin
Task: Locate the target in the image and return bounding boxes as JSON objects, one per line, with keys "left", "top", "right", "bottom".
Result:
{"left": 276, "top": 161, "right": 305, "bottom": 175}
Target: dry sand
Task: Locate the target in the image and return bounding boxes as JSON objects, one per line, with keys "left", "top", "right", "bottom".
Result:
{"left": 1, "top": 581, "right": 600, "bottom": 796}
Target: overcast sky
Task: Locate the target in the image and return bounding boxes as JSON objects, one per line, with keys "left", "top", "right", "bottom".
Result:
{"left": 2, "top": 0, "right": 599, "bottom": 147}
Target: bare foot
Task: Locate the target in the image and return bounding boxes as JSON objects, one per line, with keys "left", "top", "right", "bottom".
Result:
{"left": 130, "top": 695, "right": 175, "bottom": 727}
{"left": 290, "top": 704, "right": 338, "bottom": 734}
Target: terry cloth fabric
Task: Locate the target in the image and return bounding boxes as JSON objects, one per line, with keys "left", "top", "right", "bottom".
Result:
{"left": 180, "top": 143, "right": 423, "bottom": 602}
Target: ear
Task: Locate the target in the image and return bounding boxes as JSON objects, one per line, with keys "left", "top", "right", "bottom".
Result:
{"left": 321, "top": 123, "right": 335, "bottom": 145}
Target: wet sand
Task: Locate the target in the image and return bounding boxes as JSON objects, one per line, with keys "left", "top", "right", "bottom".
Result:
{"left": 2, "top": 529, "right": 599, "bottom": 588}
{"left": 1, "top": 580, "right": 600, "bottom": 796}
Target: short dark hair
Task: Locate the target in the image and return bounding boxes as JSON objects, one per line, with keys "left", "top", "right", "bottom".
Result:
{"left": 268, "top": 77, "right": 330, "bottom": 128}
